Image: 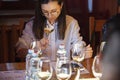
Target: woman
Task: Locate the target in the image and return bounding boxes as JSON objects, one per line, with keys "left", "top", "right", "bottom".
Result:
{"left": 16, "top": 0, "right": 93, "bottom": 61}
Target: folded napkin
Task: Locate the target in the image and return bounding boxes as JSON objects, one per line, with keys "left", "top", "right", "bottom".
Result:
{"left": 80, "top": 78, "right": 99, "bottom": 80}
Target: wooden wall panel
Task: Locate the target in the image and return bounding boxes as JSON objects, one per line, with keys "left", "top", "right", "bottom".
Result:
{"left": 65, "top": 0, "right": 89, "bottom": 43}
{"left": 92, "top": 0, "right": 118, "bottom": 19}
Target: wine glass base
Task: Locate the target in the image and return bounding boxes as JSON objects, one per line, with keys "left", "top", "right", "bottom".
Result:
{"left": 71, "top": 61, "right": 85, "bottom": 73}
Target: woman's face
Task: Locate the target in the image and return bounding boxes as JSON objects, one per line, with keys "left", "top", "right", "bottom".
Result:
{"left": 41, "top": 1, "right": 62, "bottom": 24}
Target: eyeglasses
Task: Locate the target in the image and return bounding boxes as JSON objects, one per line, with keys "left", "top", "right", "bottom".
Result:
{"left": 42, "top": 9, "right": 60, "bottom": 17}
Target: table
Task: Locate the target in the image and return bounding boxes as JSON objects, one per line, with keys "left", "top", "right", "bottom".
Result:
{"left": 0, "top": 58, "right": 94, "bottom": 80}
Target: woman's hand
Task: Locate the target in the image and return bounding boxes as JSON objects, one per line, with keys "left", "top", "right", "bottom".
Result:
{"left": 39, "top": 38, "right": 49, "bottom": 50}
{"left": 16, "top": 48, "right": 28, "bottom": 61}
{"left": 85, "top": 44, "right": 93, "bottom": 58}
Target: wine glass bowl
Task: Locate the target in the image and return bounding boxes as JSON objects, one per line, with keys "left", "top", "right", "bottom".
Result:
{"left": 56, "top": 57, "right": 72, "bottom": 80}
{"left": 72, "top": 43, "right": 85, "bottom": 63}
{"left": 72, "top": 51, "right": 85, "bottom": 62}
{"left": 30, "top": 41, "right": 42, "bottom": 55}
{"left": 44, "top": 27, "right": 54, "bottom": 39}
{"left": 36, "top": 57, "right": 53, "bottom": 80}
{"left": 44, "top": 28, "right": 51, "bottom": 38}
{"left": 92, "top": 55, "right": 102, "bottom": 79}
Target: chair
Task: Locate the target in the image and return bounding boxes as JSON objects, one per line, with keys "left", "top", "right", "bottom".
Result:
{"left": 0, "top": 18, "right": 25, "bottom": 63}
{"left": 89, "top": 16, "right": 106, "bottom": 57}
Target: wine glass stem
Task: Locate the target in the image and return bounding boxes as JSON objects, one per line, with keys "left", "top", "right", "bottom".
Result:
{"left": 75, "top": 68, "right": 80, "bottom": 80}
{"left": 96, "top": 77, "right": 100, "bottom": 80}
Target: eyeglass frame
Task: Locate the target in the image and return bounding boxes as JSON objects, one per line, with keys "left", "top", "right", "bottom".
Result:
{"left": 42, "top": 8, "right": 61, "bottom": 17}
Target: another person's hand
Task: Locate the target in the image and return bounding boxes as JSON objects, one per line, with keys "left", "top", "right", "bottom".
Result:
{"left": 85, "top": 44, "right": 93, "bottom": 58}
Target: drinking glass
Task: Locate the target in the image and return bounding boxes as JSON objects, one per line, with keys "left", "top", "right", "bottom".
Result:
{"left": 44, "top": 27, "right": 54, "bottom": 39}
{"left": 71, "top": 43, "right": 85, "bottom": 71}
{"left": 92, "top": 55, "right": 102, "bottom": 79}
{"left": 44, "top": 27, "right": 54, "bottom": 47}
{"left": 30, "top": 40, "right": 42, "bottom": 55}
{"left": 56, "top": 57, "right": 72, "bottom": 80}
{"left": 36, "top": 57, "right": 53, "bottom": 80}
{"left": 72, "top": 43, "right": 85, "bottom": 63}
{"left": 71, "top": 43, "right": 85, "bottom": 79}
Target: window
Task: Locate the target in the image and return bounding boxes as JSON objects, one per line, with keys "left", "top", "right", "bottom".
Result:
{"left": 88, "top": 0, "right": 93, "bottom": 13}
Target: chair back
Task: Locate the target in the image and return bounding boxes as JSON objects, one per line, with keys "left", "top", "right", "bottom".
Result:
{"left": 0, "top": 18, "right": 24, "bottom": 63}
{"left": 89, "top": 16, "right": 106, "bottom": 57}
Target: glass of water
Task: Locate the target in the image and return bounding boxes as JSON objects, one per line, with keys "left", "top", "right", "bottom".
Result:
{"left": 36, "top": 57, "right": 53, "bottom": 80}
{"left": 72, "top": 43, "right": 85, "bottom": 63}
{"left": 56, "top": 57, "right": 72, "bottom": 80}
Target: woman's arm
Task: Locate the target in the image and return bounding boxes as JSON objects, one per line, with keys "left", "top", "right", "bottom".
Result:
{"left": 15, "top": 21, "right": 35, "bottom": 60}
{"left": 71, "top": 19, "right": 93, "bottom": 58}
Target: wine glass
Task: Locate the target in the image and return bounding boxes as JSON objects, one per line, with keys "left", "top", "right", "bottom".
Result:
{"left": 72, "top": 43, "right": 85, "bottom": 63}
{"left": 44, "top": 26, "right": 54, "bottom": 39}
{"left": 92, "top": 55, "right": 102, "bottom": 79}
{"left": 71, "top": 43, "right": 85, "bottom": 69}
{"left": 56, "top": 57, "right": 72, "bottom": 80}
{"left": 71, "top": 43, "right": 85, "bottom": 79}
{"left": 44, "top": 26, "right": 54, "bottom": 47}
{"left": 36, "top": 57, "right": 53, "bottom": 80}
{"left": 30, "top": 40, "right": 43, "bottom": 57}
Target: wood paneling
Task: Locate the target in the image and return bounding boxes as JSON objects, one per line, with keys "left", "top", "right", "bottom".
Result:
{"left": 65, "top": 0, "right": 89, "bottom": 43}
{"left": 0, "top": 0, "right": 35, "bottom": 10}
{"left": 92, "top": 0, "right": 118, "bottom": 19}
{"left": 89, "top": 16, "right": 106, "bottom": 57}
{"left": 0, "top": 19, "right": 24, "bottom": 63}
